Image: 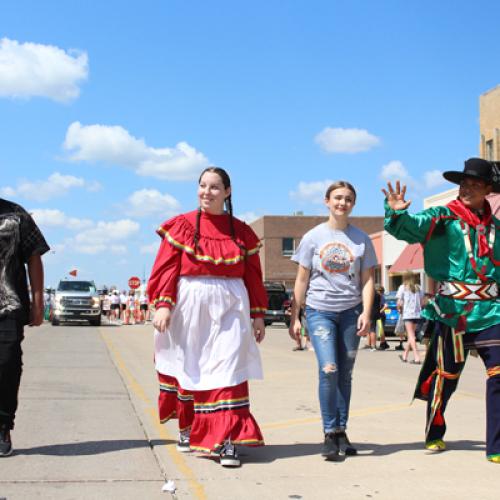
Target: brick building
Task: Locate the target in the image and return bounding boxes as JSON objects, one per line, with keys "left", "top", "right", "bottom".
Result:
{"left": 480, "top": 85, "right": 500, "bottom": 161}
{"left": 250, "top": 215, "right": 384, "bottom": 289}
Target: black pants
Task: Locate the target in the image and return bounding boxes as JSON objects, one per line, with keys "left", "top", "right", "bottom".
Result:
{"left": 0, "top": 317, "right": 24, "bottom": 430}
{"left": 415, "top": 321, "right": 500, "bottom": 458}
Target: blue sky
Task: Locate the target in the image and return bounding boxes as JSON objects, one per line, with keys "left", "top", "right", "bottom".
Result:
{"left": 1, "top": 0, "right": 499, "bottom": 289}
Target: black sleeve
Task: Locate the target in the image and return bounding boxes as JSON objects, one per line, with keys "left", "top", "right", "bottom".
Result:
{"left": 19, "top": 210, "right": 50, "bottom": 262}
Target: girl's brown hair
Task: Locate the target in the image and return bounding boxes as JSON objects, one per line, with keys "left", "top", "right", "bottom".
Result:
{"left": 325, "top": 181, "right": 357, "bottom": 201}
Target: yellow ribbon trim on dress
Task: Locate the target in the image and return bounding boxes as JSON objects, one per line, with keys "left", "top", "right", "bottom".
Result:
{"left": 158, "top": 227, "right": 261, "bottom": 265}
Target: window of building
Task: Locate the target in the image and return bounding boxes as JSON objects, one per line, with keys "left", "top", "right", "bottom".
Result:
{"left": 282, "top": 238, "right": 295, "bottom": 256}
{"left": 486, "top": 139, "right": 494, "bottom": 161}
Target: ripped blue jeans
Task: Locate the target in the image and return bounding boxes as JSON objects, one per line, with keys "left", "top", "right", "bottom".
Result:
{"left": 305, "top": 304, "right": 362, "bottom": 433}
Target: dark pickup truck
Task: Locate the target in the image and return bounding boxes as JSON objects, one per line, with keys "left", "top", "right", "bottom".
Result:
{"left": 264, "top": 282, "right": 289, "bottom": 326}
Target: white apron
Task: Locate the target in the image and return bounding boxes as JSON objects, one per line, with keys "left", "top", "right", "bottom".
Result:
{"left": 154, "top": 277, "right": 263, "bottom": 391}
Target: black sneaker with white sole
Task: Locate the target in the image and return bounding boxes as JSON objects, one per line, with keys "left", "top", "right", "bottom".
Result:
{"left": 0, "top": 425, "right": 12, "bottom": 457}
{"left": 219, "top": 442, "right": 240, "bottom": 467}
{"left": 176, "top": 431, "right": 191, "bottom": 452}
{"left": 321, "top": 432, "right": 342, "bottom": 461}
{"left": 335, "top": 431, "right": 357, "bottom": 456}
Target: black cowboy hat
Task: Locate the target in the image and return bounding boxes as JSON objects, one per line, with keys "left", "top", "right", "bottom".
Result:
{"left": 443, "top": 157, "right": 500, "bottom": 193}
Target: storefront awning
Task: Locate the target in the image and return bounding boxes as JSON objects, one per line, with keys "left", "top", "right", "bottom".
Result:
{"left": 389, "top": 243, "right": 424, "bottom": 274}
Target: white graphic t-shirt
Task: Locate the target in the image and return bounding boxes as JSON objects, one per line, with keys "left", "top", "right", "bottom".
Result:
{"left": 396, "top": 285, "right": 424, "bottom": 320}
{"left": 292, "top": 223, "right": 377, "bottom": 312}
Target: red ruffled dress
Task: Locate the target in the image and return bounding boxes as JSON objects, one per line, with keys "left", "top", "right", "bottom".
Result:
{"left": 147, "top": 210, "right": 267, "bottom": 452}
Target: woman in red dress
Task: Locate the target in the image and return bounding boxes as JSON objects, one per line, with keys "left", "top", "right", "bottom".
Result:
{"left": 147, "top": 167, "right": 267, "bottom": 467}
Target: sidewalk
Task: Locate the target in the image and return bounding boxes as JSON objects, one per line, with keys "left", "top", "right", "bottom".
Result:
{"left": 0, "top": 323, "right": 166, "bottom": 499}
{"left": 2, "top": 321, "right": 500, "bottom": 499}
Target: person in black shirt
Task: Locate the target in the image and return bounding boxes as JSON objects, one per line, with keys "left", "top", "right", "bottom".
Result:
{"left": 367, "top": 285, "right": 389, "bottom": 351}
{"left": 0, "top": 198, "right": 49, "bottom": 457}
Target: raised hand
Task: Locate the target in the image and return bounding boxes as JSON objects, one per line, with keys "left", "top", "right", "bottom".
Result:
{"left": 381, "top": 181, "right": 411, "bottom": 211}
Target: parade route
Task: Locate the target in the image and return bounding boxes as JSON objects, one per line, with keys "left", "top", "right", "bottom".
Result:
{"left": 1, "top": 321, "right": 499, "bottom": 499}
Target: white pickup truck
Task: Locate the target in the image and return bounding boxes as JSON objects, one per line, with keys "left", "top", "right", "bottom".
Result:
{"left": 51, "top": 280, "right": 102, "bottom": 326}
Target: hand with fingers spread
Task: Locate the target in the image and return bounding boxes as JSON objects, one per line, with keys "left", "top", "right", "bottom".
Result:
{"left": 381, "top": 180, "right": 412, "bottom": 211}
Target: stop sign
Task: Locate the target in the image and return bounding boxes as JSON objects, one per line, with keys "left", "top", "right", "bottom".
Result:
{"left": 128, "top": 276, "right": 141, "bottom": 289}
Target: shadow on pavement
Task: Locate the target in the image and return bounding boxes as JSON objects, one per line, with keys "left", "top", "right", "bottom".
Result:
{"left": 239, "top": 439, "right": 485, "bottom": 463}
{"left": 241, "top": 442, "right": 320, "bottom": 462}
{"left": 357, "top": 439, "right": 485, "bottom": 456}
{"left": 15, "top": 438, "right": 172, "bottom": 456}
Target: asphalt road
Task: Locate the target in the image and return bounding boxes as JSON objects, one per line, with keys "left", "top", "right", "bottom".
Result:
{"left": 1, "top": 320, "right": 499, "bottom": 499}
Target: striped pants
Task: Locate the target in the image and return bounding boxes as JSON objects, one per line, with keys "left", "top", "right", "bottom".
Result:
{"left": 415, "top": 322, "right": 500, "bottom": 459}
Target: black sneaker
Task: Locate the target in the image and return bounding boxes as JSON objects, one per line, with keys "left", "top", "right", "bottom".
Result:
{"left": 378, "top": 342, "right": 390, "bottom": 350}
{"left": 335, "top": 431, "right": 357, "bottom": 456}
{"left": 220, "top": 442, "right": 240, "bottom": 467}
{"left": 322, "top": 432, "right": 342, "bottom": 461}
{"left": 176, "top": 431, "right": 190, "bottom": 452}
{"left": 0, "top": 425, "right": 12, "bottom": 457}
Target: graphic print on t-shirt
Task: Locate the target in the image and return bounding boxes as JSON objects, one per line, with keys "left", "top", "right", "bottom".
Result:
{"left": 319, "top": 241, "right": 354, "bottom": 274}
{"left": 0, "top": 216, "right": 22, "bottom": 315}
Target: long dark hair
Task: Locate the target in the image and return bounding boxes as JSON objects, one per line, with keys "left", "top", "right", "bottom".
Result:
{"left": 195, "top": 167, "right": 247, "bottom": 256}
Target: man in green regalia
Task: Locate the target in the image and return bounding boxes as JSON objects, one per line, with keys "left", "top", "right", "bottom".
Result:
{"left": 382, "top": 158, "right": 500, "bottom": 463}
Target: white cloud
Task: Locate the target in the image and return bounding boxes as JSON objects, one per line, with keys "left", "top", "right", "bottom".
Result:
{"left": 124, "top": 189, "right": 180, "bottom": 218}
{"left": 0, "top": 38, "right": 88, "bottom": 102}
{"left": 63, "top": 122, "right": 210, "bottom": 180}
{"left": 380, "top": 160, "right": 414, "bottom": 185}
{"left": 2, "top": 172, "right": 101, "bottom": 201}
{"left": 140, "top": 242, "right": 160, "bottom": 254}
{"left": 315, "top": 127, "right": 380, "bottom": 154}
{"left": 0, "top": 186, "right": 16, "bottom": 197}
{"left": 236, "top": 211, "right": 259, "bottom": 223}
{"left": 290, "top": 179, "right": 335, "bottom": 204}
{"left": 77, "top": 244, "right": 128, "bottom": 255}
{"left": 30, "top": 208, "right": 93, "bottom": 230}
{"left": 29, "top": 210, "right": 141, "bottom": 256}
{"left": 74, "top": 219, "right": 140, "bottom": 248}
{"left": 424, "top": 170, "right": 446, "bottom": 189}
{"left": 380, "top": 161, "right": 447, "bottom": 192}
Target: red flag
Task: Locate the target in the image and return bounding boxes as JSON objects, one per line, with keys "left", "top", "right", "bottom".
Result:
{"left": 69, "top": 269, "right": 78, "bottom": 277}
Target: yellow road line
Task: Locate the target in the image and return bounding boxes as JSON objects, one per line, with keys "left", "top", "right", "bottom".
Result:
{"left": 261, "top": 393, "right": 475, "bottom": 431}
{"left": 100, "top": 330, "right": 207, "bottom": 500}
{"left": 100, "top": 328, "right": 483, "bottom": 479}
{"left": 261, "top": 402, "right": 412, "bottom": 431}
